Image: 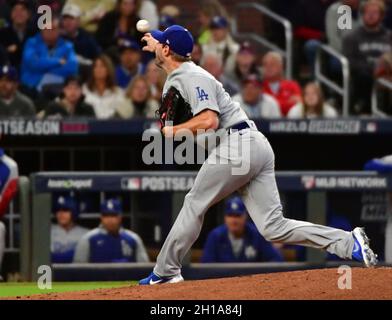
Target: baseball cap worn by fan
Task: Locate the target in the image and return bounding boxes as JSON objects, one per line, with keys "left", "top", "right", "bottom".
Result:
{"left": 225, "top": 196, "right": 246, "bottom": 216}
{"left": 61, "top": 4, "right": 82, "bottom": 18}
{"left": 0, "top": 65, "right": 18, "bottom": 82}
{"left": 210, "top": 16, "right": 229, "bottom": 29}
{"left": 118, "top": 37, "right": 141, "bottom": 52}
{"left": 101, "top": 199, "right": 123, "bottom": 215}
{"left": 151, "top": 25, "right": 194, "bottom": 58}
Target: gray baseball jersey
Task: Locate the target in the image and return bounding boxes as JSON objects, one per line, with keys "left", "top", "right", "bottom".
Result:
{"left": 163, "top": 61, "right": 249, "bottom": 129}
{"left": 153, "top": 61, "right": 356, "bottom": 277}
{"left": 51, "top": 224, "right": 89, "bottom": 262}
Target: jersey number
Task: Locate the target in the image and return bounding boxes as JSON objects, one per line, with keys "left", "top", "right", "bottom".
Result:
{"left": 196, "top": 87, "right": 209, "bottom": 101}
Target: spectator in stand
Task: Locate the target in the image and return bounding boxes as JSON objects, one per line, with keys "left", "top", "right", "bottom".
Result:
{"left": 83, "top": 55, "right": 127, "bottom": 119}
{"left": 343, "top": 0, "right": 392, "bottom": 114}
{"left": 233, "top": 74, "right": 281, "bottom": 119}
{"left": 304, "top": 0, "right": 360, "bottom": 75}
{"left": 0, "top": 1, "right": 37, "bottom": 70}
{"left": 38, "top": 76, "right": 95, "bottom": 119}
{"left": 73, "top": 199, "right": 150, "bottom": 263}
{"left": 202, "top": 16, "right": 240, "bottom": 75}
{"left": 192, "top": 43, "right": 203, "bottom": 66}
{"left": 61, "top": 4, "right": 101, "bottom": 68}
{"left": 145, "top": 59, "right": 166, "bottom": 102}
{"left": 159, "top": 5, "right": 180, "bottom": 31}
{"left": 287, "top": 82, "right": 338, "bottom": 118}
{"left": 197, "top": 0, "right": 229, "bottom": 45}
{"left": 51, "top": 195, "right": 89, "bottom": 263}
{"left": 201, "top": 196, "right": 283, "bottom": 263}
{"left": 20, "top": 16, "right": 78, "bottom": 95}
{"left": 201, "top": 53, "right": 239, "bottom": 96}
{"left": 293, "top": 0, "right": 336, "bottom": 73}
{"left": 226, "top": 41, "right": 260, "bottom": 90}
{"left": 138, "top": 0, "right": 159, "bottom": 30}
{"left": 115, "top": 37, "right": 144, "bottom": 89}
{"left": 65, "top": 0, "right": 116, "bottom": 33}
{"left": 326, "top": 0, "right": 360, "bottom": 53}
{"left": 116, "top": 75, "right": 158, "bottom": 118}
{"left": 262, "top": 51, "right": 302, "bottom": 116}
{"left": 0, "top": 65, "right": 35, "bottom": 117}
{"left": 95, "top": 0, "right": 143, "bottom": 52}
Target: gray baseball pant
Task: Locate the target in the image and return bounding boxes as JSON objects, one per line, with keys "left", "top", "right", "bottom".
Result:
{"left": 154, "top": 125, "right": 355, "bottom": 277}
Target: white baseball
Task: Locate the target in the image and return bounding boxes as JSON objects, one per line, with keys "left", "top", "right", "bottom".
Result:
{"left": 136, "top": 19, "right": 151, "bottom": 33}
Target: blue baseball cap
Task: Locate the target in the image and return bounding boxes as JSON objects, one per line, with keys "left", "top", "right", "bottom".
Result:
{"left": 55, "top": 195, "right": 78, "bottom": 218}
{"left": 0, "top": 65, "right": 18, "bottom": 81}
{"left": 151, "top": 25, "right": 194, "bottom": 58}
{"left": 225, "top": 196, "right": 246, "bottom": 216}
{"left": 118, "top": 36, "right": 141, "bottom": 52}
{"left": 210, "top": 16, "right": 229, "bottom": 29}
{"left": 101, "top": 199, "right": 122, "bottom": 215}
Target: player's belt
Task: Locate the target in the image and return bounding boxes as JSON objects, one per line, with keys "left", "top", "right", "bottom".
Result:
{"left": 227, "top": 121, "right": 252, "bottom": 135}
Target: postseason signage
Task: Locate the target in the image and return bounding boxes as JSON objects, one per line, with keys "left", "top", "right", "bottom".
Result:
{"left": 1, "top": 119, "right": 392, "bottom": 136}
{"left": 33, "top": 172, "right": 392, "bottom": 193}
{"left": 0, "top": 120, "right": 61, "bottom": 135}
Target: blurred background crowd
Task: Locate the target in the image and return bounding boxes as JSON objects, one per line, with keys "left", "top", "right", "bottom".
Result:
{"left": 0, "top": 0, "right": 391, "bottom": 121}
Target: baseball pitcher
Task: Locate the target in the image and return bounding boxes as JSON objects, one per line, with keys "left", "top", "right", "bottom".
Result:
{"left": 139, "top": 25, "right": 378, "bottom": 285}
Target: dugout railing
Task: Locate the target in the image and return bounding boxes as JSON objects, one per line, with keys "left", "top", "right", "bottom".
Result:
{"left": 21, "top": 171, "right": 392, "bottom": 281}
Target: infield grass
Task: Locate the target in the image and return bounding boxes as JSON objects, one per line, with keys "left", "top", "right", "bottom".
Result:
{"left": 0, "top": 281, "right": 136, "bottom": 298}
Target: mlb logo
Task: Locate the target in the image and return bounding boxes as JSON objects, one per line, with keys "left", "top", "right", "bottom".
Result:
{"left": 122, "top": 178, "right": 141, "bottom": 190}
{"left": 301, "top": 176, "right": 315, "bottom": 190}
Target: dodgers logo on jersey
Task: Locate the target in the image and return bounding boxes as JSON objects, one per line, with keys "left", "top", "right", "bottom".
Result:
{"left": 196, "top": 87, "right": 209, "bottom": 102}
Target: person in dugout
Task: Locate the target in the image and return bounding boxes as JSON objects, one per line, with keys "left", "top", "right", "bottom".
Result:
{"left": 73, "top": 198, "right": 150, "bottom": 263}
{"left": 0, "top": 148, "right": 19, "bottom": 281}
{"left": 201, "top": 196, "right": 284, "bottom": 263}
{"left": 51, "top": 195, "right": 89, "bottom": 263}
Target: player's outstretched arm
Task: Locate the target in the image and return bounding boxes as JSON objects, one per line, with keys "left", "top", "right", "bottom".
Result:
{"left": 162, "top": 109, "right": 219, "bottom": 137}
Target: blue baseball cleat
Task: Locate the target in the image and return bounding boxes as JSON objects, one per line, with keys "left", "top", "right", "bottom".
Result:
{"left": 139, "top": 272, "right": 184, "bottom": 285}
{"left": 352, "top": 227, "right": 378, "bottom": 267}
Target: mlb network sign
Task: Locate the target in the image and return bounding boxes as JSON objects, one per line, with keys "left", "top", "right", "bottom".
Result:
{"left": 301, "top": 176, "right": 388, "bottom": 190}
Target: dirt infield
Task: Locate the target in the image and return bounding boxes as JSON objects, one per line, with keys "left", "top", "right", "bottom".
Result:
{"left": 17, "top": 267, "right": 392, "bottom": 300}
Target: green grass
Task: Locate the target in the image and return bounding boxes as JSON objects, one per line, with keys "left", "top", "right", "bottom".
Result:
{"left": 0, "top": 281, "right": 136, "bottom": 298}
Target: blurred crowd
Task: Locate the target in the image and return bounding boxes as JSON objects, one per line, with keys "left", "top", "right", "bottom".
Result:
{"left": 0, "top": 0, "right": 391, "bottom": 121}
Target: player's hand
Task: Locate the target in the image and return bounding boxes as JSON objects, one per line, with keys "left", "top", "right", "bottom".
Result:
{"left": 162, "top": 126, "right": 174, "bottom": 138}
{"left": 141, "top": 33, "right": 158, "bottom": 53}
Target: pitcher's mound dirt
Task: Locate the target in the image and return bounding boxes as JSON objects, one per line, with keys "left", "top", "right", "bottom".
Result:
{"left": 20, "top": 267, "right": 392, "bottom": 300}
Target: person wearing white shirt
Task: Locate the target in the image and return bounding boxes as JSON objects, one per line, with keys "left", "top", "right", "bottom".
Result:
{"left": 287, "top": 82, "right": 338, "bottom": 119}
{"left": 232, "top": 74, "right": 281, "bottom": 119}
{"left": 82, "top": 55, "right": 128, "bottom": 119}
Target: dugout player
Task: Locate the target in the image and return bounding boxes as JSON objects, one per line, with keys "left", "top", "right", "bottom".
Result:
{"left": 139, "top": 25, "right": 378, "bottom": 285}
{"left": 51, "top": 195, "right": 89, "bottom": 263}
{"left": 73, "top": 199, "right": 150, "bottom": 263}
{"left": 0, "top": 148, "right": 19, "bottom": 280}
{"left": 201, "top": 196, "right": 283, "bottom": 263}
